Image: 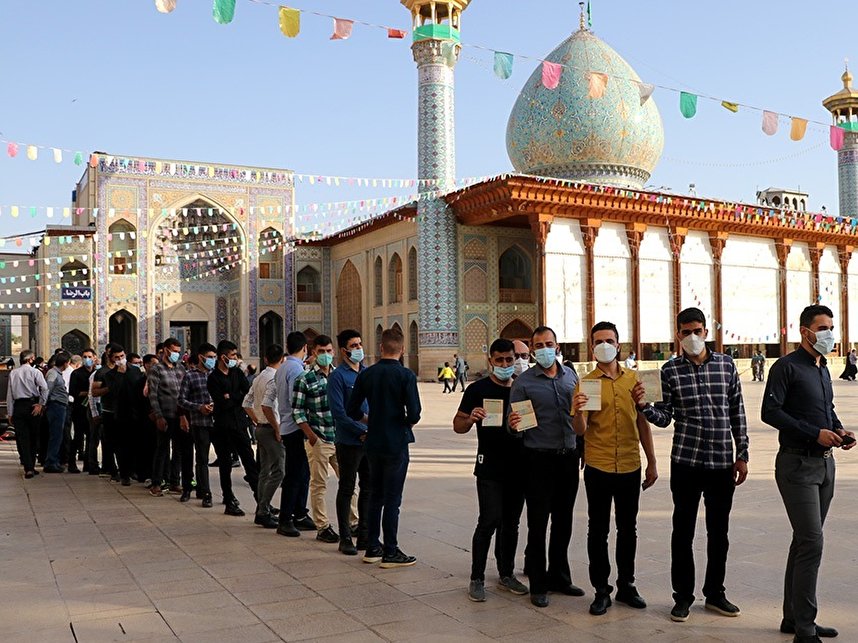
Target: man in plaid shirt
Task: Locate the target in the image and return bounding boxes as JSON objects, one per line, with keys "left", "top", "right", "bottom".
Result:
{"left": 292, "top": 334, "right": 346, "bottom": 544}
{"left": 633, "top": 307, "right": 748, "bottom": 624}
{"left": 178, "top": 343, "right": 217, "bottom": 509}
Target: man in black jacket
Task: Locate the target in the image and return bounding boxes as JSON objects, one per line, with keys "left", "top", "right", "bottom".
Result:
{"left": 100, "top": 345, "right": 145, "bottom": 486}
{"left": 68, "top": 347, "right": 97, "bottom": 473}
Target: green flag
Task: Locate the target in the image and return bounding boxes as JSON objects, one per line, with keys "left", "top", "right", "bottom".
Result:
{"left": 587, "top": 1, "right": 592, "bottom": 28}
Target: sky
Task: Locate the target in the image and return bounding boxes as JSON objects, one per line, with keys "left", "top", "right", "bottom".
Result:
{"left": 0, "top": 0, "right": 853, "bottom": 245}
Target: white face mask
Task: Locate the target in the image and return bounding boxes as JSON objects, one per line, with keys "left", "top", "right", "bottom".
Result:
{"left": 593, "top": 342, "right": 618, "bottom": 364}
{"left": 513, "top": 357, "right": 530, "bottom": 376}
{"left": 116, "top": 358, "right": 127, "bottom": 367}
{"left": 680, "top": 333, "right": 706, "bottom": 356}
{"left": 810, "top": 329, "right": 836, "bottom": 355}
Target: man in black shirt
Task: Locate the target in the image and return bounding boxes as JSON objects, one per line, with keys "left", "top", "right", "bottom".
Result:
{"left": 454, "top": 338, "right": 527, "bottom": 603}
{"left": 101, "top": 345, "right": 145, "bottom": 486}
{"left": 762, "top": 305, "right": 855, "bottom": 643}
{"left": 68, "top": 347, "right": 96, "bottom": 473}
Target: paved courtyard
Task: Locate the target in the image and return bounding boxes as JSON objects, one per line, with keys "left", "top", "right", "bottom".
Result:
{"left": 3, "top": 378, "right": 858, "bottom": 642}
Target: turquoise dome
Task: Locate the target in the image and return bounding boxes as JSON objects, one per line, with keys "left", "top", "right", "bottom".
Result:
{"left": 506, "top": 28, "right": 664, "bottom": 188}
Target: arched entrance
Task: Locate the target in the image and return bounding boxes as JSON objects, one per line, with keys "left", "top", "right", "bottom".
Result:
{"left": 500, "top": 319, "right": 533, "bottom": 343}
{"left": 61, "top": 330, "right": 90, "bottom": 355}
{"left": 336, "top": 260, "right": 362, "bottom": 334}
{"left": 109, "top": 310, "right": 137, "bottom": 353}
{"left": 409, "top": 320, "right": 419, "bottom": 373}
{"left": 259, "top": 311, "right": 284, "bottom": 355}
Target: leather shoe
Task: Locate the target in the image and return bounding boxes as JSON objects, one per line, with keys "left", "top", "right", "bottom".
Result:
{"left": 793, "top": 636, "right": 823, "bottom": 643}
{"left": 615, "top": 586, "right": 647, "bottom": 609}
{"left": 589, "top": 593, "right": 612, "bottom": 616}
{"left": 179, "top": 491, "right": 191, "bottom": 502}
{"left": 201, "top": 494, "right": 213, "bottom": 508}
{"left": 254, "top": 514, "right": 279, "bottom": 529}
{"left": 780, "top": 621, "right": 838, "bottom": 638}
{"left": 294, "top": 515, "right": 317, "bottom": 531}
{"left": 530, "top": 593, "right": 549, "bottom": 608}
{"left": 276, "top": 520, "right": 300, "bottom": 537}
{"left": 224, "top": 501, "right": 245, "bottom": 517}
{"left": 339, "top": 538, "right": 358, "bottom": 556}
{"left": 548, "top": 583, "right": 585, "bottom": 597}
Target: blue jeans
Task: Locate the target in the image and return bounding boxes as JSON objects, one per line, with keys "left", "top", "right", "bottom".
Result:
{"left": 366, "top": 449, "right": 409, "bottom": 555}
{"left": 45, "top": 402, "right": 67, "bottom": 469}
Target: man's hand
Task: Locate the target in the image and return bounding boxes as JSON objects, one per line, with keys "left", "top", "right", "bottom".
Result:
{"left": 837, "top": 428, "right": 856, "bottom": 450}
{"left": 156, "top": 417, "right": 167, "bottom": 432}
{"left": 733, "top": 459, "right": 748, "bottom": 486}
{"left": 642, "top": 462, "right": 658, "bottom": 490}
{"left": 179, "top": 416, "right": 189, "bottom": 433}
{"left": 631, "top": 382, "right": 647, "bottom": 409}
{"left": 32, "top": 404, "right": 43, "bottom": 416}
{"left": 469, "top": 407, "right": 487, "bottom": 425}
{"left": 817, "top": 429, "right": 843, "bottom": 448}
{"left": 359, "top": 432, "right": 367, "bottom": 442}
{"left": 572, "top": 392, "right": 589, "bottom": 414}
{"left": 306, "top": 432, "right": 318, "bottom": 447}
{"left": 508, "top": 411, "right": 522, "bottom": 431}
{"left": 200, "top": 403, "right": 213, "bottom": 416}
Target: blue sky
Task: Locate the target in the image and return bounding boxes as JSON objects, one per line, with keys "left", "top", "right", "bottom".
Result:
{"left": 0, "top": 0, "right": 852, "bottom": 242}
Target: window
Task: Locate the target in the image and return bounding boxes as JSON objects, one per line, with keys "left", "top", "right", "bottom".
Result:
{"left": 296, "top": 266, "right": 322, "bottom": 303}
{"left": 498, "top": 246, "right": 533, "bottom": 303}
{"left": 389, "top": 253, "right": 403, "bottom": 304}
{"left": 408, "top": 246, "right": 418, "bottom": 300}
{"left": 259, "top": 227, "right": 283, "bottom": 279}
{"left": 60, "top": 261, "right": 90, "bottom": 287}
{"left": 374, "top": 256, "right": 383, "bottom": 307}
{"left": 108, "top": 220, "right": 136, "bottom": 275}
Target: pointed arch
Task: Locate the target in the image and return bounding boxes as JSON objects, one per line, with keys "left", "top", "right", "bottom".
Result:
{"left": 60, "top": 260, "right": 90, "bottom": 287}
{"left": 500, "top": 318, "right": 533, "bottom": 342}
{"left": 108, "top": 219, "right": 137, "bottom": 275}
{"left": 61, "top": 329, "right": 90, "bottom": 355}
{"left": 259, "top": 226, "right": 283, "bottom": 279}
{"left": 375, "top": 324, "right": 384, "bottom": 359}
{"left": 109, "top": 309, "right": 138, "bottom": 353}
{"left": 297, "top": 265, "right": 322, "bottom": 303}
{"left": 389, "top": 252, "right": 403, "bottom": 304}
{"left": 259, "top": 310, "right": 284, "bottom": 355}
{"left": 336, "top": 260, "right": 362, "bottom": 335}
{"left": 374, "top": 256, "right": 383, "bottom": 307}
{"left": 408, "top": 320, "right": 419, "bottom": 372}
{"left": 499, "top": 245, "right": 533, "bottom": 303}
{"left": 408, "top": 246, "right": 418, "bottom": 300}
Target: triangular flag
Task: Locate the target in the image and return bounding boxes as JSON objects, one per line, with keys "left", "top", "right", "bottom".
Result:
{"left": 278, "top": 6, "right": 300, "bottom": 37}
{"left": 542, "top": 61, "right": 562, "bottom": 89}
{"left": 387, "top": 28, "right": 406, "bottom": 39}
{"left": 679, "top": 91, "right": 697, "bottom": 118}
{"left": 587, "top": 71, "right": 608, "bottom": 98}
{"left": 637, "top": 82, "right": 654, "bottom": 105}
{"left": 762, "top": 110, "right": 778, "bottom": 136}
{"left": 831, "top": 125, "right": 845, "bottom": 151}
{"left": 155, "top": 0, "right": 176, "bottom": 13}
{"left": 721, "top": 101, "right": 739, "bottom": 113}
{"left": 493, "top": 51, "right": 513, "bottom": 80}
{"left": 212, "top": 0, "right": 235, "bottom": 25}
{"left": 790, "top": 117, "right": 808, "bottom": 141}
{"left": 52, "top": 148, "right": 62, "bottom": 163}
{"left": 331, "top": 17, "right": 353, "bottom": 40}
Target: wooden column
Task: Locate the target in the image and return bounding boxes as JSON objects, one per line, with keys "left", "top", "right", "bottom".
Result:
{"left": 669, "top": 226, "right": 687, "bottom": 356}
{"left": 809, "top": 242, "right": 824, "bottom": 303}
{"left": 581, "top": 219, "right": 601, "bottom": 361}
{"left": 708, "top": 232, "right": 728, "bottom": 353}
{"left": 529, "top": 213, "right": 554, "bottom": 327}
{"left": 775, "top": 239, "right": 793, "bottom": 356}
{"left": 838, "top": 246, "right": 853, "bottom": 351}
{"left": 625, "top": 223, "right": 646, "bottom": 360}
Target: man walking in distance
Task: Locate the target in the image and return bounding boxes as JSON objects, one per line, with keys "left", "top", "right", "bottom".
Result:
{"left": 6, "top": 350, "right": 48, "bottom": 478}
{"left": 347, "top": 327, "right": 421, "bottom": 569}
{"left": 509, "top": 326, "right": 583, "bottom": 608}
{"left": 69, "top": 348, "right": 96, "bottom": 473}
{"left": 292, "top": 334, "right": 347, "bottom": 544}
{"left": 274, "top": 331, "right": 316, "bottom": 537}
{"left": 147, "top": 337, "right": 187, "bottom": 498}
{"left": 328, "top": 329, "right": 370, "bottom": 556}
{"left": 178, "top": 344, "right": 218, "bottom": 508}
{"left": 572, "top": 322, "right": 658, "bottom": 616}
{"left": 452, "top": 353, "right": 468, "bottom": 392}
{"left": 243, "top": 343, "right": 285, "bottom": 529}
{"left": 454, "top": 338, "right": 528, "bottom": 602}
{"left": 762, "top": 304, "right": 855, "bottom": 642}
{"left": 634, "top": 307, "right": 749, "bottom": 623}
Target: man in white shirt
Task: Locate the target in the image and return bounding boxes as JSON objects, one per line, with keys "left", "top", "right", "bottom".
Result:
{"left": 6, "top": 350, "right": 48, "bottom": 478}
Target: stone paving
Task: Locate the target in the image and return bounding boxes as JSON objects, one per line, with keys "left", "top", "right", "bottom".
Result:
{"left": 3, "top": 379, "right": 858, "bottom": 642}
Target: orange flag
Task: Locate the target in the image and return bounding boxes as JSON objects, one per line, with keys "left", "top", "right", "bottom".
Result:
{"left": 331, "top": 18, "right": 353, "bottom": 40}
{"left": 587, "top": 72, "right": 608, "bottom": 98}
{"left": 789, "top": 117, "right": 808, "bottom": 141}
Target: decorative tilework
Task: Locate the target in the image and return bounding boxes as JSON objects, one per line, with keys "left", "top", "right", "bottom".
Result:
{"left": 463, "top": 237, "right": 487, "bottom": 261}
{"left": 216, "top": 296, "right": 228, "bottom": 342}
{"left": 229, "top": 294, "right": 240, "bottom": 342}
{"left": 154, "top": 295, "right": 163, "bottom": 345}
{"left": 321, "top": 248, "right": 332, "bottom": 334}
{"left": 838, "top": 142, "right": 858, "bottom": 217}
{"left": 463, "top": 265, "right": 488, "bottom": 302}
{"left": 464, "top": 317, "right": 488, "bottom": 354}
{"left": 284, "top": 250, "right": 295, "bottom": 332}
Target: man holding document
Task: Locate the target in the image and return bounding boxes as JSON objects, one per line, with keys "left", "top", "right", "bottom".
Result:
{"left": 572, "top": 321, "right": 657, "bottom": 617}
{"left": 454, "top": 338, "right": 528, "bottom": 603}
{"left": 509, "top": 326, "right": 581, "bottom": 608}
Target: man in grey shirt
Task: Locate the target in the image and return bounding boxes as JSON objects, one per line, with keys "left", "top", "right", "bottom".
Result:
{"left": 7, "top": 350, "right": 49, "bottom": 478}
{"left": 510, "top": 326, "right": 581, "bottom": 608}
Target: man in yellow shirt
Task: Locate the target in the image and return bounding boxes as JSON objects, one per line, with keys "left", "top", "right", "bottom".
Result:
{"left": 572, "top": 321, "right": 658, "bottom": 617}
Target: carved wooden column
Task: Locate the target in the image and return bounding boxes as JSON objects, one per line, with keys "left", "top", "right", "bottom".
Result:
{"left": 709, "top": 232, "right": 728, "bottom": 353}
{"left": 669, "top": 226, "right": 687, "bottom": 356}
{"left": 530, "top": 213, "right": 554, "bottom": 326}
{"left": 775, "top": 239, "right": 793, "bottom": 356}
{"left": 809, "top": 243, "right": 824, "bottom": 304}
{"left": 581, "top": 219, "right": 601, "bottom": 360}
{"left": 625, "top": 223, "right": 646, "bottom": 360}
{"left": 839, "top": 246, "right": 853, "bottom": 351}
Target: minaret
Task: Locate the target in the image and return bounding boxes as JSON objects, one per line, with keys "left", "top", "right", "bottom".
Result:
{"left": 823, "top": 61, "right": 858, "bottom": 217}
{"left": 402, "top": 0, "right": 470, "bottom": 379}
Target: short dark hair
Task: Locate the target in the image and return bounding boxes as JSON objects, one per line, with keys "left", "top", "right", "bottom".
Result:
{"left": 313, "top": 334, "right": 334, "bottom": 349}
{"left": 532, "top": 326, "right": 557, "bottom": 342}
{"left": 381, "top": 327, "right": 404, "bottom": 353}
{"left": 197, "top": 342, "right": 217, "bottom": 356}
{"left": 590, "top": 321, "right": 619, "bottom": 341}
{"left": 489, "top": 338, "right": 514, "bottom": 355}
{"left": 286, "top": 331, "right": 307, "bottom": 355}
{"left": 155, "top": 342, "right": 165, "bottom": 353}
{"left": 337, "top": 329, "right": 361, "bottom": 349}
{"left": 186, "top": 353, "right": 199, "bottom": 366}
{"left": 265, "top": 343, "right": 284, "bottom": 364}
{"left": 217, "top": 340, "right": 238, "bottom": 356}
{"left": 143, "top": 354, "right": 158, "bottom": 366}
{"left": 111, "top": 344, "right": 126, "bottom": 355}
{"left": 800, "top": 305, "right": 834, "bottom": 328}
{"left": 81, "top": 347, "right": 95, "bottom": 357}
{"left": 54, "top": 353, "right": 69, "bottom": 368}
{"left": 19, "top": 350, "right": 34, "bottom": 365}
{"left": 163, "top": 337, "right": 181, "bottom": 351}
{"left": 676, "top": 307, "right": 706, "bottom": 329}
{"left": 129, "top": 353, "right": 141, "bottom": 361}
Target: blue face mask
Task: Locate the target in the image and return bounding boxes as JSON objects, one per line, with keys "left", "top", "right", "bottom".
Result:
{"left": 316, "top": 353, "right": 334, "bottom": 368}
{"left": 168, "top": 351, "right": 181, "bottom": 364}
{"left": 493, "top": 365, "right": 515, "bottom": 381}
{"left": 348, "top": 348, "right": 364, "bottom": 364}
{"left": 226, "top": 358, "right": 237, "bottom": 369}
{"left": 534, "top": 347, "right": 557, "bottom": 369}
{"left": 83, "top": 357, "right": 93, "bottom": 369}
{"left": 203, "top": 357, "right": 216, "bottom": 371}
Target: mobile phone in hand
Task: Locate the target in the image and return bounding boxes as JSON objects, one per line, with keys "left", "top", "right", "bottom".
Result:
{"left": 840, "top": 433, "right": 856, "bottom": 447}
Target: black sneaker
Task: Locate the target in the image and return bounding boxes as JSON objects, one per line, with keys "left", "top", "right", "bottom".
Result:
{"left": 121, "top": 477, "right": 132, "bottom": 487}
{"left": 670, "top": 599, "right": 692, "bottom": 622}
{"left": 468, "top": 579, "right": 486, "bottom": 602}
{"left": 276, "top": 520, "right": 300, "bottom": 537}
{"left": 316, "top": 526, "right": 339, "bottom": 543}
{"left": 254, "top": 513, "right": 279, "bottom": 529}
{"left": 355, "top": 536, "right": 369, "bottom": 551}
{"left": 201, "top": 494, "right": 213, "bottom": 508}
{"left": 380, "top": 548, "right": 417, "bottom": 569}
{"left": 224, "top": 501, "right": 245, "bottom": 517}
{"left": 705, "top": 595, "right": 740, "bottom": 617}
{"left": 615, "top": 585, "right": 647, "bottom": 609}
{"left": 294, "top": 515, "right": 317, "bottom": 531}
{"left": 339, "top": 538, "right": 358, "bottom": 556}
{"left": 179, "top": 491, "right": 191, "bottom": 502}
{"left": 589, "top": 592, "right": 612, "bottom": 616}
{"left": 362, "top": 547, "right": 383, "bottom": 564}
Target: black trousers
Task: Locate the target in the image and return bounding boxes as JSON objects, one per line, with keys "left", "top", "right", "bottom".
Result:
{"left": 12, "top": 398, "right": 39, "bottom": 472}
{"left": 86, "top": 414, "right": 103, "bottom": 473}
{"left": 134, "top": 416, "right": 155, "bottom": 482}
{"left": 336, "top": 443, "right": 370, "bottom": 541}
{"left": 279, "top": 430, "right": 310, "bottom": 522}
{"left": 99, "top": 412, "right": 118, "bottom": 477}
{"left": 670, "top": 461, "right": 735, "bottom": 602}
{"left": 102, "top": 412, "right": 134, "bottom": 480}
{"left": 171, "top": 424, "right": 194, "bottom": 492}
{"left": 523, "top": 448, "right": 580, "bottom": 595}
{"left": 584, "top": 465, "right": 641, "bottom": 593}
{"left": 67, "top": 406, "right": 88, "bottom": 469}
{"left": 210, "top": 420, "right": 258, "bottom": 503}
{"left": 151, "top": 421, "right": 171, "bottom": 486}
{"left": 471, "top": 476, "right": 526, "bottom": 581}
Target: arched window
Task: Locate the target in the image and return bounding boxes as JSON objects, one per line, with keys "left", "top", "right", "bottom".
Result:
{"left": 109, "top": 220, "right": 137, "bottom": 275}
{"left": 408, "top": 247, "right": 418, "bottom": 300}
{"left": 259, "top": 311, "right": 284, "bottom": 355}
{"left": 374, "top": 256, "right": 383, "bottom": 307}
{"left": 389, "top": 253, "right": 403, "bottom": 304}
{"left": 772, "top": 196, "right": 781, "bottom": 206}
{"left": 60, "top": 261, "right": 90, "bottom": 287}
{"left": 258, "top": 227, "right": 283, "bottom": 279}
{"left": 62, "top": 330, "right": 90, "bottom": 355}
{"left": 498, "top": 246, "right": 532, "bottom": 303}
{"left": 109, "top": 309, "right": 137, "bottom": 353}
{"left": 336, "top": 260, "right": 362, "bottom": 335}
{"left": 375, "top": 324, "right": 384, "bottom": 356}
{"left": 296, "top": 266, "right": 322, "bottom": 303}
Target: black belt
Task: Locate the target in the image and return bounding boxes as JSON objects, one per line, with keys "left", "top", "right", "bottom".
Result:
{"left": 779, "top": 446, "right": 832, "bottom": 459}
{"left": 527, "top": 447, "right": 577, "bottom": 456}
{"left": 14, "top": 397, "right": 38, "bottom": 404}
{"left": 256, "top": 423, "right": 271, "bottom": 427}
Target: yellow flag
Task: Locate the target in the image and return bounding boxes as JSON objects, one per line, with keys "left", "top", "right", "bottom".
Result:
{"left": 279, "top": 7, "right": 300, "bottom": 37}
{"left": 587, "top": 72, "right": 608, "bottom": 98}
{"left": 721, "top": 101, "right": 739, "bottom": 113}
{"left": 790, "top": 117, "right": 808, "bottom": 141}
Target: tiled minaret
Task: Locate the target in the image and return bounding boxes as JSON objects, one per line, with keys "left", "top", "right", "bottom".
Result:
{"left": 823, "top": 62, "right": 858, "bottom": 217}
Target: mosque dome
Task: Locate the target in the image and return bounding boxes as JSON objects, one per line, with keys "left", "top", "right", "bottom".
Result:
{"left": 506, "top": 26, "right": 664, "bottom": 188}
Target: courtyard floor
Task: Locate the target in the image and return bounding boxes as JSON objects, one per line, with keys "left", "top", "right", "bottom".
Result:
{"left": 3, "top": 378, "right": 858, "bottom": 642}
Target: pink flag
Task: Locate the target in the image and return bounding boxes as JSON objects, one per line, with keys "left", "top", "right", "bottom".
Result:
{"left": 542, "top": 61, "right": 562, "bottom": 89}
{"left": 7, "top": 142, "right": 18, "bottom": 157}
{"left": 387, "top": 28, "right": 406, "bottom": 39}
{"left": 761, "top": 110, "right": 778, "bottom": 136}
{"left": 331, "top": 18, "right": 353, "bottom": 40}
{"left": 831, "top": 125, "right": 846, "bottom": 151}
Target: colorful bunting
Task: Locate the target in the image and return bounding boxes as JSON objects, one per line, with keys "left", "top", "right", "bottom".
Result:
{"left": 721, "top": 101, "right": 739, "bottom": 113}
{"left": 831, "top": 125, "right": 845, "bottom": 151}
{"left": 278, "top": 6, "right": 300, "bottom": 37}
{"left": 330, "top": 17, "right": 353, "bottom": 40}
{"left": 212, "top": 0, "right": 236, "bottom": 25}
{"left": 542, "top": 61, "right": 562, "bottom": 90}
{"left": 679, "top": 92, "right": 697, "bottom": 118}
{"left": 52, "top": 148, "right": 62, "bottom": 163}
{"left": 155, "top": 0, "right": 176, "bottom": 13}
{"left": 387, "top": 28, "right": 406, "bottom": 39}
{"left": 7, "top": 142, "right": 18, "bottom": 158}
{"left": 637, "top": 82, "right": 654, "bottom": 106}
{"left": 762, "top": 110, "right": 778, "bottom": 135}
{"left": 26, "top": 145, "right": 38, "bottom": 161}
{"left": 587, "top": 72, "right": 608, "bottom": 98}
{"left": 493, "top": 52, "right": 513, "bottom": 80}
{"left": 74, "top": 151, "right": 83, "bottom": 166}
{"left": 790, "top": 117, "right": 808, "bottom": 141}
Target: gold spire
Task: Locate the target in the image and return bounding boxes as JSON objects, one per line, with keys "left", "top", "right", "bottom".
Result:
{"left": 843, "top": 58, "right": 853, "bottom": 90}
{"left": 579, "top": 2, "right": 586, "bottom": 31}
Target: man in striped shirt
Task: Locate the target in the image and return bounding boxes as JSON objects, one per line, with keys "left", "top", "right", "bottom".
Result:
{"left": 634, "top": 307, "right": 749, "bottom": 624}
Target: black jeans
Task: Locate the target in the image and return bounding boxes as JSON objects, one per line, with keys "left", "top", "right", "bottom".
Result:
{"left": 367, "top": 448, "right": 410, "bottom": 556}
{"left": 584, "top": 465, "right": 641, "bottom": 593}
{"left": 151, "top": 419, "right": 173, "bottom": 487}
{"left": 99, "top": 412, "right": 118, "bottom": 477}
{"left": 191, "top": 425, "right": 212, "bottom": 495}
{"left": 12, "top": 398, "right": 39, "bottom": 472}
{"left": 171, "top": 424, "right": 194, "bottom": 492}
{"left": 210, "top": 420, "right": 258, "bottom": 503}
{"left": 103, "top": 412, "right": 136, "bottom": 479}
{"left": 670, "top": 461, "right": 735, "bottom": 603}
{"left": 67, "top": 406, "right": 88, "bottom": 469}
{"left": 279, "top": 430, "right": 310, "bottom": 522}
{"left": 336, "top": 443, "right": 370, "bottom": 541}
{"left": 523, "top": 448, "right": 580, "bottom": 595}
{"left": 471, "top": 476, "right": 526, "bottom": 581}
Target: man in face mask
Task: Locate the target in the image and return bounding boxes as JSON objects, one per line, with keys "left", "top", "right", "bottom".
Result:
{"left": 632, "top": 307, "right": 749, "bottom": 624}
{"left": 573, "top": 322, "right": 657, "bottom": 616}
{"left": 512, "top": 340, "right": 530, "bottom": 377}
{"left": 178, "top": 344, "right": 217, "bottom": 508}
{"left": 69, "top": 348, "right": 96, "bottom": 473}
{"left": 454, "top": 338, "right": 528, "bottom": 603}
{"left": 762, "top": 305, "right": 855, "bottom": 642}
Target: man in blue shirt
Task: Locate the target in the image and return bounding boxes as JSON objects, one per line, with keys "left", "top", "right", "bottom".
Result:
{"left": 347, "top": 327, "right": 421, "bottom": 568}
{"left": 328, "top": 329, "right": 369, "bottom": 556}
